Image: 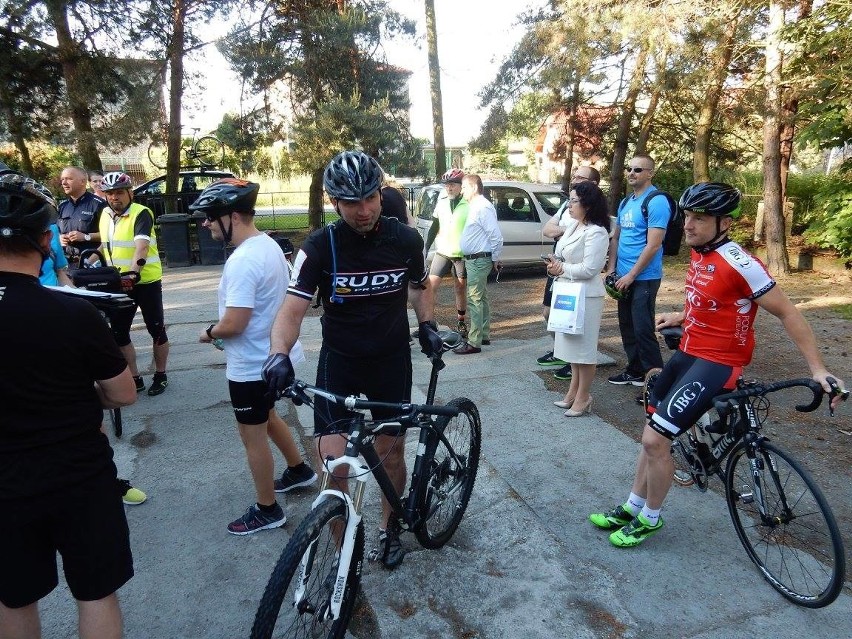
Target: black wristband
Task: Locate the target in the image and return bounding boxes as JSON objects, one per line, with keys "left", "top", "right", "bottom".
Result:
{"left": 206, "top": 324, "right": 216, "bottom": 339}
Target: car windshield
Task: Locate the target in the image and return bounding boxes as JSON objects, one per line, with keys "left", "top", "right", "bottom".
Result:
{"left": 532, "top": 191, "right": 568, "bottom": 217}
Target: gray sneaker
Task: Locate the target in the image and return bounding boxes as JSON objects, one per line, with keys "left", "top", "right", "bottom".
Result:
{"left": 367, "top": 527, "right": 404, "bottom": 569}
{"left": 274, "top": 465, "right": 318, "bottom": 493}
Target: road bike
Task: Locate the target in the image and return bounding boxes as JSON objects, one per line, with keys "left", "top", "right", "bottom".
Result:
{"left": 645, "top": 327, "right": 848, "bottom": 608}
{"left": 250, "top": 332, "right": 482, "bottom": 638}
{"left": 147, "top": 128, "right": 225, "bottom": 171}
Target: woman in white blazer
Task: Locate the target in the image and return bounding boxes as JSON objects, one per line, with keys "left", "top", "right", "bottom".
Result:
{"left": 545, "top": 181, "right": 611, "bottom": 416}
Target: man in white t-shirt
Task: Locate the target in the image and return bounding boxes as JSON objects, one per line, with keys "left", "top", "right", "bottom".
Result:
{"left": 192, "top": 178, "right": 316, "bottom": 536}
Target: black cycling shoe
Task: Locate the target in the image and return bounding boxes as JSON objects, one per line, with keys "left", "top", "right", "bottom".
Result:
{"left": 147, "top": 373, "right": 168, "bottom": 396}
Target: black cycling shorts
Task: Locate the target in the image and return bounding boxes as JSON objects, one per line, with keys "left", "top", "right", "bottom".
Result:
{"left": 228, "top": 379, "right": 274, "bottom": 425}
{"left": 110, "top": 280, "right": 168, "bottom": 347}
{"left": 429, "top": 253, "right": 466, "bottom": 280}
{"left": 647, "top": 350, "right": 740, "bottom": 439}
{"left": 313, "top": 345, "right": 412, "bottom": 436}
{"left": 0, "top": 470, "right": 133, "bottom": 607}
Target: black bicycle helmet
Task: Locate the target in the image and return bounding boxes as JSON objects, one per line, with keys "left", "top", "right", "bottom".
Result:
{"left": 0, "top": 172, "right": 57, "bottom": 237}
{"left": 323, "top": 151, "right": 383, "bottom": 202}
{"left": 189, "top": 178, "right": 260, "bottom": 219}
{"left": 101, "top": 171, "right": 133, "bottom": 192}
{"left": 678, "top": 182, "right": 741, "bottom": 219}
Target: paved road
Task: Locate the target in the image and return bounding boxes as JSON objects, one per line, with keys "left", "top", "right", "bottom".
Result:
{"left": 39, "top": 265, "right": 851, "bottom": 638}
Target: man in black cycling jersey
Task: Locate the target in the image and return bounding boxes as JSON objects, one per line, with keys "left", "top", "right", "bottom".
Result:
{"left": 263, "top": 150, "right": 442, "bottom": 569}
{"left": 0, "top": 166, "right": 137, "bottom": 638}
{"left": 589, "top": 182, "right": 845, "bottom": 548}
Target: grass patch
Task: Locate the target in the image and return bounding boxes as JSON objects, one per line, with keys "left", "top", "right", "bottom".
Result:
{"left": 833, "top": 304, "right": 852, "bottom": 320}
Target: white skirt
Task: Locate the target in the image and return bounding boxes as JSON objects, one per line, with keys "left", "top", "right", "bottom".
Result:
{"left": 552, "top": 295, "right": 604, "bottom": 365}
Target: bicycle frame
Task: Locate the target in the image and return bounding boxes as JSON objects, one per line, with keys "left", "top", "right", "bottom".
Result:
{"left": 288, "top": 370, "right": 460, "bottom": 622}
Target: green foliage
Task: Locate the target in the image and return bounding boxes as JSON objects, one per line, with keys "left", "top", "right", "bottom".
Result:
{"left": 803, "top": 176, "right": 852, "bottom": 259}
{"left": 0, "top": 142, "right": 77, "bottom": 188}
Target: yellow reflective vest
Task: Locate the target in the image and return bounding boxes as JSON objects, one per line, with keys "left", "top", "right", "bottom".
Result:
{"left": 99, "top": 202, "right": 162, "bottom": 284}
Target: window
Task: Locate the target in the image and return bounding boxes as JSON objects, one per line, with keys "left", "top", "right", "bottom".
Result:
{"left": 490, "top": 188, "right": 536, "bottom": 222}
{"left": 533, "top": 191, "right": 568, "bottom": 217}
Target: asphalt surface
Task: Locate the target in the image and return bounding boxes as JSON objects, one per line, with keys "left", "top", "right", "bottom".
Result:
{"left": 38, "top": 264, "right": 851, "bottom": 638}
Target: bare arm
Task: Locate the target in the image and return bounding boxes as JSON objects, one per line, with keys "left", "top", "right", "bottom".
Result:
{"left": 199, "top": 307, "right": 252, "bottom": 342}
{"left": 542, "top": 214, "right": 565, "bottom": 240}
{"left": 605, "top": 225, "right": 620, "bottom": 273}
{"left": 270, "top": 295, "right": 312, "bottom": 354}
{"left": 409, "top": 280, "right": 435, "bottom": 324}
{"left": 56, "top": 268, "right": 74, "bottom": 287}
{"left": 95, "top": 367, "right": 137, "bottom": 409}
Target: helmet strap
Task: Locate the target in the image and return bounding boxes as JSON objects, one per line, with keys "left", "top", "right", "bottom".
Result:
{"left": 216, "top": 214, "right": 234, "bottom": 244}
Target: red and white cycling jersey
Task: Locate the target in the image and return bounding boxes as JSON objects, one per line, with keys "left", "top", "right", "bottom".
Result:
{"left": 680, "top": 240, "right": 775, "bottom": 366}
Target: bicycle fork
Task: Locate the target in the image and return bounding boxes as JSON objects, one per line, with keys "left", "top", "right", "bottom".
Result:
{"left": 294, "top": 455, "right": 367, "bottom": 622}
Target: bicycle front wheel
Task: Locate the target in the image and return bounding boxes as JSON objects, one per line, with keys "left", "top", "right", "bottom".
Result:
{"left": 250, "top": 499, "right": 363, "bottom": 639}
{"left": 193, "top": 135, "right": 225, "bottom": 169}
{"left": 147, "top": 142, "right": 167, "bottom": 170}
{"left": 414, "top": 397, "right": 481, "bottom": 549}
{"left": 725, "top": 441, "right": 845, "bottom": 608}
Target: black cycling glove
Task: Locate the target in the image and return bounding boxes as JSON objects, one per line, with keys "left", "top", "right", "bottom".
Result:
{"left": 261, "top": 353, "right": 294, "bottom": 395}
{"left": 418, "top": 320, "right": 442, "bottom": 359}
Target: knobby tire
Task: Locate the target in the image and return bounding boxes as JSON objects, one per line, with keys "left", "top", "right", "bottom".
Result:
{"left": 414, "top": 397, "right": 482, "bottom": 549}
{"left": 725, "top": 440, "right": 845, "bottom": 608}
{"left": 250, "top": 498, "right": 363, "bottom": 639}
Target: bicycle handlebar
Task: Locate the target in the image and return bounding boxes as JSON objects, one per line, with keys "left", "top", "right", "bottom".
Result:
{"left": 712, "top": 378, "right": 827, "bottom": 417}
{"left": 284, "top": 380, "right": 460, "bottom": 418}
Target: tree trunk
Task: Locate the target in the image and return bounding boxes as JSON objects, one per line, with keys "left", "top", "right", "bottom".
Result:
{"left": 308, "top": 166, "right": 325, "bottom": 230}
{"left": 0, "top": 94, "right": 34, "bottom": 174}
{"left": 45, "top": 0, "right": 101, "bottom": 170}
{"left": 762, "top": 1, "right": 790, "bottom": 275}
{"left": 636, "top": 44, "right": 669, "bottom": 155}
{"left": 779, "top": 0, "right": 813, "bottom": 201}
{"left": 424, "top": 0, "right": 446, "bottom": 179}
{"left": 693, "top": 13, "right": 738, "bottom": 183}
{"left": 608, "top": 43, "right": 648, "bottom": 214}
{"left": 166, "top": 0, "right": 187, "bottom": 196}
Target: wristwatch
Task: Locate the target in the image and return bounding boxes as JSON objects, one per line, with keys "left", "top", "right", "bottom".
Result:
{"left": 206, "top": 324, "right": 216, "bottom": 339}
{"left": 84, "top": 233, "right": 91, "bottom": 241}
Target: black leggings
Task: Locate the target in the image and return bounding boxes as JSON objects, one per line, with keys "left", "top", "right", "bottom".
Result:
{"left": 648, "top": 350, "right": 739, "bottom": 439}
{"left": 109, "top": 280, "right": 168, "bottom": 347}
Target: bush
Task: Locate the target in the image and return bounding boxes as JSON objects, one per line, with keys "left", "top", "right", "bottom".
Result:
{"left": 804, "top": 177, "right": 852, "bottom": 259}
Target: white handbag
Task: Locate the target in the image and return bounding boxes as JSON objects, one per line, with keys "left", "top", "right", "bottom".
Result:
{"left": 547, "top": 280, "right": 586, "bottom": 334}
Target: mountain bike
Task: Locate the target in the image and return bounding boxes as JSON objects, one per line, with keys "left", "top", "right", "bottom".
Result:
{"left": 47, "top": 286, "right": 135, "bottom": 437}
{"left": 147, "top": 128, "right": 225, "bottom": 171}
{"left": 645, "top": 327, "right": 848, "bottom": 608}
{"left": 250, "top": 332, "right": 482, "bottom": 638}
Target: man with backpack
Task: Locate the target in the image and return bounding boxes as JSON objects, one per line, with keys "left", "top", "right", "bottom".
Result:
{"left": 606, "top": 154, "right": 668, "bottom": 387}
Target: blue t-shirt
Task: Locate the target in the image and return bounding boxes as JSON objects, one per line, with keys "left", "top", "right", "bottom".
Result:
{"left": 39, "top": 224, "right": 69, "bottom": 286}
{"left": 616, "top": 186, "right": 669, "bottom": 281}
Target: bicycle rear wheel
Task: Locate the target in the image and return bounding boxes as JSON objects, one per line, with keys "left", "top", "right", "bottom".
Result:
{"left": 193, "top": 135, "right": 225, "bottom": 169}
{"left": 414, "top": 397, "right": 481, "bottom": 549}
{"left": 250, "top": 498, "right": 363, "bottom": 639}
{"left": 725, "top": 441, "right": 845, "bottom": 608}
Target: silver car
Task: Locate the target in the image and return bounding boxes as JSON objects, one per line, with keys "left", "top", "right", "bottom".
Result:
{"left": 414, "top": 181, "right": 568, "bottom": 266}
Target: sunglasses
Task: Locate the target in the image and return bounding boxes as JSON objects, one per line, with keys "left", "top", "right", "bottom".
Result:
{"left": 626, "top": 167, "right": 648, "bottom": 174}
